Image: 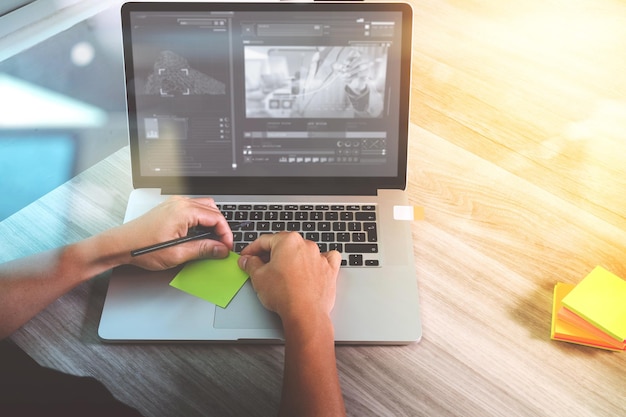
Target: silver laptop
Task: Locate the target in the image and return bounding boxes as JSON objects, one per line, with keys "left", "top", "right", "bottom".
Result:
{"left": 98, "top": 1, "right": 421, "bottom": 344}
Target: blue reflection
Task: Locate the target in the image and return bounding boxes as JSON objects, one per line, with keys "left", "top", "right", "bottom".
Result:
{"left": 0, "top": 4, "right": 128, "bottom": 220}
{"left": 0, "top": 134, "right": 75, "bottom": 220}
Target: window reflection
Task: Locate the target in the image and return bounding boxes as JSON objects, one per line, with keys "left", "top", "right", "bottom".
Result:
{"left": 0, "top": 4, "right": 127, "bottom": 220}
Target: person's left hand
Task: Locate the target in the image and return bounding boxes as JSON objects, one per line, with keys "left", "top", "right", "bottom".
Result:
{"left": 110, "top": 196, "right": 233, "bottom": 270}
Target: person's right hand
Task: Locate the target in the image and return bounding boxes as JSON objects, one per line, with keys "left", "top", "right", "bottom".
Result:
{"left": 237, "top": 232, "right": 341, "bottom": 321}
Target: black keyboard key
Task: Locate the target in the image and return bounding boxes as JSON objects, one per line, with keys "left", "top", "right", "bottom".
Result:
{"left": 364, "top": 222, "right": 377, "bottom": 242}
{"left": 272, "top": 222, "right": 286, "bottom": 231}
{"left": 265, "top": 211, "right": 279, "bottom": 220}
{"left": 253, "top": 204, "right": 268, "bottom": 210}
{"left": 295, "top": 212, "right": 308, "bottom": 220}
{"left": 332, "top": 222, "right": 346, "bottom": 231}
{"left": 340, "top": 212, "right": 353, "bottom": 221}
{"left": 329, "top": 243, "right": 343, "bottom": 252}
{"left": 318, "top": 222, "right": 331, "bottom": 231}
{"left": 310, "top": 212, "right": 323, "bottom": 221}
{"left": 345, "top": 243, "right": 378, "bottom": 253}
{"left": 270, "top": 204, "right": 283, "bottom": 210}
{"left": 362, "top": 205, "right": 376, "bottom": 211}
{"left": 280, "top": 211, "right": 293, "bottom": 220}
{"left": 317, "top": 243, "right": 328, "bottom": 252}
{"left": 305, "top": 232, "right": 320, "bottom": 241}
{"left": 299, "top": 204, "right": 314, "bottom": 210}
{"left": 356, "top": 212, "right": 376, "bottom": 221}
{"left": 352, "top": 232, "right": 366, "bottom": 242}
{"left": 321, "top": 232, "right": 335, "bottom": 242}
{"left": 233, "top": 231, "right": 243, "bottom": 241}
{"left": 365, "top": 260, "right": 379, "bottom": 266}
{"left": 348, "top": 222, "right": 361, "bottom": 231}
{"left": 235, "top": 211, "right": 248, "bottom": 220}
{"left": 287, "top": 222, "right": 301, "bottom": 231}
{"left": 324, "top": 212, "right": 338, "bottom": 221}
{"left": 364, "top": 222, "right": 377, "bottom": 231}
{"left": 222, "top": 204, "right": 237, "bottom": 210}
{"left": 315, "top": 205, "right": 329, "bottom": 210}
{"left": 257, "top": 222, "right": 270, "bottom": 231}
{"left": 244, "top": 232, "right": 258, "bottom": 241}
{"left": 349, "top": 254, "right": 363, "bottom": 266}
{"left": 241, "top": 222, "right": 255, "bottom": 231}
{"left": 238, "top": 204, "right": 252, "bottom": 210}
{"left": 331, "top": 205, "right": 345, "bottom": 210}
{"left": 337, "top": 232, "right": 350, "bottom": 242}
{"left": 235, "top": 243, "right": 248, "bottom": 252}
{"left": 250, "top": 211, "right": 263, "bottom": 220}
{"left": 303, "top": 222, "right": 316, "bottom": 231}
{"left": 223, "top": 211, "right": 234, "bottom": 220}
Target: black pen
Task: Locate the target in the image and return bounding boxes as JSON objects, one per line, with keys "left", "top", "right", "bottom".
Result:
{"left": 130, "top": 221, "right": 250, "bottom": 257}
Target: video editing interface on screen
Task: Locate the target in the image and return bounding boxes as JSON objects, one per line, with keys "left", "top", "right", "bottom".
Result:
{"left": 129, "top": 10, "right": 404, "bottom": 177}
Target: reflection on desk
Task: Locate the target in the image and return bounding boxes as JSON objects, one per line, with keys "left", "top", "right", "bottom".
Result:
{"left": 1, "top": 0, "right": 625, "bottom": 416}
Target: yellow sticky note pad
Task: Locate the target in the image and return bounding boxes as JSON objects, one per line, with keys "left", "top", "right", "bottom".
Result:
{"left": 561, "top": 266, "right": 626, "bottom": 342}
{"left": 169, "top": 252, "right": 249, "bottom": 308}
{"left": 551, "top": 282, "right": 625, "bottom": 351}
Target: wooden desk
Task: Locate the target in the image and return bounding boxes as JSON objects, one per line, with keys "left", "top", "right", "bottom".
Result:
{"left": 2, "top": 0, "right": 625, "bottom": 415}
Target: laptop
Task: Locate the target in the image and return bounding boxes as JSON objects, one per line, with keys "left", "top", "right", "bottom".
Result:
{"left": 98, "top": 1, "right": 421, "bottom": 344}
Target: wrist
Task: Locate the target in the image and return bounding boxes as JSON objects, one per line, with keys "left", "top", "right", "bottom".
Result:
{"left": 281, "top": 309, "right": 334, "bottom": 343}
{"left": 67, "top": 229, "right": 131, "bottom": 281}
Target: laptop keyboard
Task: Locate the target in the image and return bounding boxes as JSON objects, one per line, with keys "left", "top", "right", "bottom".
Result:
{"left": 217, "top": 203, "right": 380, "bottom": 267}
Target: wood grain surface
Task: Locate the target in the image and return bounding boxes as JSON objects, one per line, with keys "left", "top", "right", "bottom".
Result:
{"left": 2, "top": 0, "right": 625, "bottom": 415}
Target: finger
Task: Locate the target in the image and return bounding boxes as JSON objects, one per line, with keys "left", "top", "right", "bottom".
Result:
{"left": 185, "top": 202, "right": 233, "bottom": 248}
{"left": 323, "top": 249, "right": 342, "bottom": 263}
{"left": 187, "top": 197, "right": 218, "bottom": 209}
{"left": 195, "top": 240, "right": 230, "bottom": 260}
{"left": 237, "top": 254, "right": 267, "bottom": 277}
{"left": 240, "top": 233, "right": 277, "bottom": 256}
{"left": 210, "top": 218, "right": 234, "bottom": 249}
{"left": 322, "top": 250, "right": 342, "bottom": 269}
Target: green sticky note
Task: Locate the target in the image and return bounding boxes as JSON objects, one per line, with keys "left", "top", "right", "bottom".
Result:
{"left": 169, "top": 252, "right": 249, "bottom": 308}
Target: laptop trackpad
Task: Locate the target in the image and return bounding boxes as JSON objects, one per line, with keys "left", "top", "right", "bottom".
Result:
{"left": 214, "top": 281, "right": 282, "bottom": 329}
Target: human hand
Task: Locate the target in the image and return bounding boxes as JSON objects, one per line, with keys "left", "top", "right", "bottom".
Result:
{"left": 237, "top": 232, "right": 341, "bottom": 321}
{"left": 112, "top": 196, "right": 232, "bottom": 270}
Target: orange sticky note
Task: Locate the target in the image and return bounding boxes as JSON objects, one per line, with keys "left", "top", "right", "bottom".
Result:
{"left": 551, "top": 283, "right": 625, "bottom": 351}
{"left": 558, "top": 306, "right": 625, "bottom": 348}
{"left": 561, "top": 266, "right": 626, "bottom": 342}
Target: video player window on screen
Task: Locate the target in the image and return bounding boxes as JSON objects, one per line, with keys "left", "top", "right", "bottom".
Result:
{"left": 130, "top": 10, "right": 402, "bottom": 178}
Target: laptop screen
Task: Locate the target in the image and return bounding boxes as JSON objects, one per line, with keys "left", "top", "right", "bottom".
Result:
{"left": 122, "top": 2, "right": 412, "bottom": 195}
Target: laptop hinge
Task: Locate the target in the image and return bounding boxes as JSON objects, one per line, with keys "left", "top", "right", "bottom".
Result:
{"left": 160, "top": 184, "right": 380, "bottom": 196}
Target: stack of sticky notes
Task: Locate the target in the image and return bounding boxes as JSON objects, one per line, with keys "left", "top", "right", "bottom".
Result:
{"left": 551, "top": 266, "right": 626, "bottom": 351}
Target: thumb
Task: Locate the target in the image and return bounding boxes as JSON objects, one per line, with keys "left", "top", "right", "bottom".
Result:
{"left": 195, "top": 241, "right": 229, "bottom": 260}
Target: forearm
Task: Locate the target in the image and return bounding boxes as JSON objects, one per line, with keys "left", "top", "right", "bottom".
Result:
{"left": 280, "top": 313, "right": 346, "bottom": 417}
{"left": 0, "top": 231, "right": 129, "bottom": 339}
{"left": 0, "top": 196, "right": 231, "bottom": 339}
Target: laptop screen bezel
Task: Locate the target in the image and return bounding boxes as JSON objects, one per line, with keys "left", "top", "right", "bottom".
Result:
{"left": 121, "top": 1, "right": 412, "bottom": 195}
